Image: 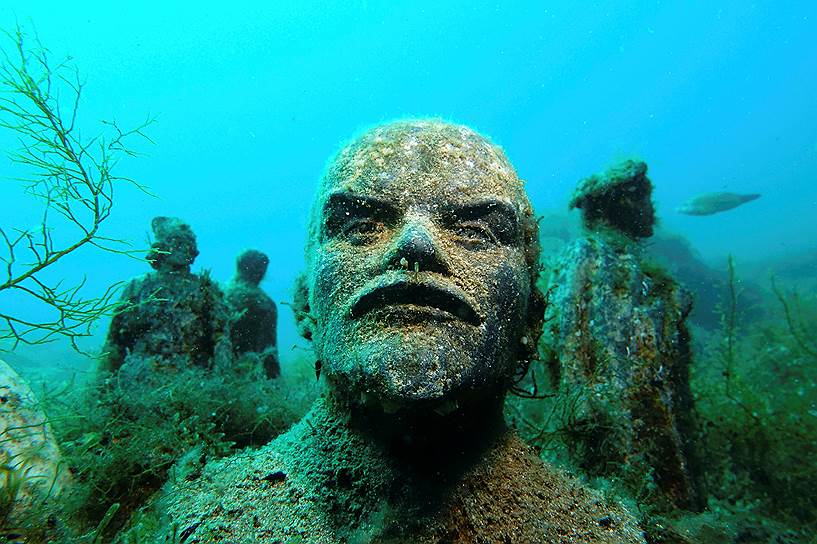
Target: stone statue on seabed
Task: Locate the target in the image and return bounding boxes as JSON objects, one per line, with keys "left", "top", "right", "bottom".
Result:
{"left": 101, "top": 216, "right": 231, "bottom": 373}
{"left": 127, "top": 121, "right": 646, "bottom": 543}
{"left": 545, "top": 160, "right": 703, "bottom": 512}
{"left": 225, "top": 249, "right": 280, "bottom": 379}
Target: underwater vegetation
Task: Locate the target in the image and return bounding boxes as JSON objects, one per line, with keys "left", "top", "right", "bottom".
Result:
{"left": 0, "top": 24, "right": 814, "bottom": 544}
{"left": 46, "top": 355, "right": 314, "bottom": 540}
{"left": 687, "top": 264, "right": 817, "bottom": 539}
{"left": 0, "top": 357, "right": 315, "bottom": 542}
{"left": 0, "top": 26, "right": 153, "bottom": 352}
{"left": 0, "top": 29, "right": 315, "bottom": 542}
{"left": 646, "top": 234, "right": 766, "bottom": 330}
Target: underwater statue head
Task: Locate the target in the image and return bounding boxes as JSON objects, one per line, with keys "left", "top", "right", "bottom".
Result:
{"left": 235, "top": 248, "right": 270, "bottom": 286}
{"left": 569, "top": 159, "right": 656, "bottom": 239}
{"left": 136, "top": 121, "right": 647, "bottom": 544}
{"left": 147, "top": 216, "right": 200, "bottom": 272}
{"left": 296, "top": 119, "right": 544, "bottom": 412}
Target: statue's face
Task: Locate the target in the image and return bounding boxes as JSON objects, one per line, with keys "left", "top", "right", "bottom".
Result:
{"left": 306, "top": 123, "right": 533, "bottom": 409}
{"left": 149, "top": 218, "right": 199, "bottom": 272}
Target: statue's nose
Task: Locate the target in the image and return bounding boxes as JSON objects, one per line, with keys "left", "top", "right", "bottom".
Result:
{"left": 384, "top": 220, "right": 449, "bottom": 274}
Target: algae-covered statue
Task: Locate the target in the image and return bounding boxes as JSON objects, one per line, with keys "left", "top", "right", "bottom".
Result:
{"left": 101, "top": 216, "right": 230, "bottom": 372}
{"left": 225, "top": 249, "right": 280, "bottom": 378}
{"left": 547, "top": 160, "right": 703, "bottom": 512}
{"left": 135, "top": 121, "right": 645, "bottom": 543}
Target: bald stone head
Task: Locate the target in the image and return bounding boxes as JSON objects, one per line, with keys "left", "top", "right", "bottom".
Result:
{"left": 148, "top": 216, "right": 199, "bottom": 272}
{"left": 236, "top": 249, "right": 270, "bottom": 286}
{"left": 295, "top": 119, "right": 544, "bottom": 411}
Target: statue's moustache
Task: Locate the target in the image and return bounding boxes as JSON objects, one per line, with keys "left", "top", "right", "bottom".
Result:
{"left": 349, "top": 276, "right": 482, "bottom": 326}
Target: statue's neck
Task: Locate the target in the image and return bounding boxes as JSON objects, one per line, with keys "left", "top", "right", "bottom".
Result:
{"left": 293, "top": 393, "right": 509, "bottom": 537}
{"left": 232, "top": 276, "right": 260, "bottom": 288}
{"left": 322, "top": 390, "right": 507, "bottom": 476}
{"left": 155, "top": 266, "right": 192, "bottom": 277}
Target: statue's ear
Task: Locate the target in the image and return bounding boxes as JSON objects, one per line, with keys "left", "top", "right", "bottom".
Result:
{"left": 292, "top": 272, "right": 314, "bottom": 341}
{"left": 523, "top": 280, "right": 547, "bottom": 363}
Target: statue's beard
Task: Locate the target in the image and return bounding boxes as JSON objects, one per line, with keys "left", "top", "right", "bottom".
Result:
{"left": 317, "top": 315, "right": 513, "bottom": 410}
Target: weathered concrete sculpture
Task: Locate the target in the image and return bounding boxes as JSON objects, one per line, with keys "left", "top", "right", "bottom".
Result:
{"left": 547, "top": 160, "right": 702, "bottom": 511}
{"left": 132, "top": 121, "right": 646, "bottom": 543}
{"left": 568, "top": 159, "right": 655, "bottom": 239}
{"left": 225, "top": 249, "right": 279, "bottom": 378}
{"left": 101, "top": 216, "right": 230, "bottom": 372}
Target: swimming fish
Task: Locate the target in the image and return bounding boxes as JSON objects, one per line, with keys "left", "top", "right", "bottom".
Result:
{"left": 677, "top": 192, "right": 760, "bottom": 216}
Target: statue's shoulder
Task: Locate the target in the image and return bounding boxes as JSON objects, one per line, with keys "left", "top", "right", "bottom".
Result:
{"left": 130, "top": 420, "right": 336, "bottom": 543}
{"left": 445, "top": 433, "right": 647, "bottom": 543}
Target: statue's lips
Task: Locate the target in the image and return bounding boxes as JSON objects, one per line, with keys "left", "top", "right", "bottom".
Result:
{"left": 350, "top": 281, "right": 482, "bottom": 326}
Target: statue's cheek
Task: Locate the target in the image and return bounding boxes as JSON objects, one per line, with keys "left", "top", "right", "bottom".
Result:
{"left": 482, "top": 251, "right": 528, "bottom": 306}
{"left": 310, "top": 245, "right": 371, "bottom": 314}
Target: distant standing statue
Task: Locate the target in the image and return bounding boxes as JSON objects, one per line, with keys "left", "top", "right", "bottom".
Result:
{"left": 132, "top": 120, "right": 646, "bottom": 543}
{"left": 101, "top": 216, "right": 230, "bottom": 372}
{"left": 545, "top": 160, "right": 703, "bottom": 511}
{"left": 225, "top": 249, "right": 280, "bottom": 378}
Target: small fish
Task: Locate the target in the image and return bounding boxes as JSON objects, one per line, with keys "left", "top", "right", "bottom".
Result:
{"left": 677, "top": 192, "right": 760, "bottom": 216}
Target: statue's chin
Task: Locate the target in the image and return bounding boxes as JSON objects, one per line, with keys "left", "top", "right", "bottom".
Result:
{"left": 319, "top": 318, "right": 512, "bottom": 412}
{"left": 325, "top": 345, "right": 503, "bottom": 415}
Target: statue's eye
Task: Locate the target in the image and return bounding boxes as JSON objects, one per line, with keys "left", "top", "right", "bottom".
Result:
{"left": 343, "top": 219, "right": 384, "bottom": 245}
{"left": 452, "top": 222, "right": 498, "bottom": 249}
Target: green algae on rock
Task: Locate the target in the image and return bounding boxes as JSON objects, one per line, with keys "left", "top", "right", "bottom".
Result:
{"left": 126, "top": 120, "right": 646, "bottom": 543}
{"left": 0, "top": 359, "right": 70, "bottom": 539}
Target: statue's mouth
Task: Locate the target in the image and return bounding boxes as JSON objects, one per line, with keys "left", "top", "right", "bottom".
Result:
{"left": 350, "top": 280, "right": 482, "bottom": 326}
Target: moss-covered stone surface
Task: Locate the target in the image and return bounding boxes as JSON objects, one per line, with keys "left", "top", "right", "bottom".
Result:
{"left": 124, "top": 396, "right": 645, "bottom": 544}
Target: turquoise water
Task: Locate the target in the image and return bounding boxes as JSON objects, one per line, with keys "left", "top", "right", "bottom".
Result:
{"left": 1, "top": 4, "right": 817, "bottom": 541}
{"left": 1, "top": 1, "right": 815, "bottom": 357}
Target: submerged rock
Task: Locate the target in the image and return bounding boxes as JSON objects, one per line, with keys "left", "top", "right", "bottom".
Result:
{"left": 0, "top": 359, "right": 70, "bottom": 524}
{"left": 546, "top": 160, "right": 703, "bottom": 511}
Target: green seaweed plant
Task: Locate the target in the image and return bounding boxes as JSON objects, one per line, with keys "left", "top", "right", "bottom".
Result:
{"left": 0, "top": 25, "right": 153, "bottom": 351}
{"left": 691, "top": 258, "right": 817, "bottom": 537}
{"left": 770, "top": 277, "right": 817, "bottom": 362}
{"left": 0, "top": 450, "right": 28, "bottom": 520}
{"left": 35, "top": 354, "right": 316, "bottom": 540}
